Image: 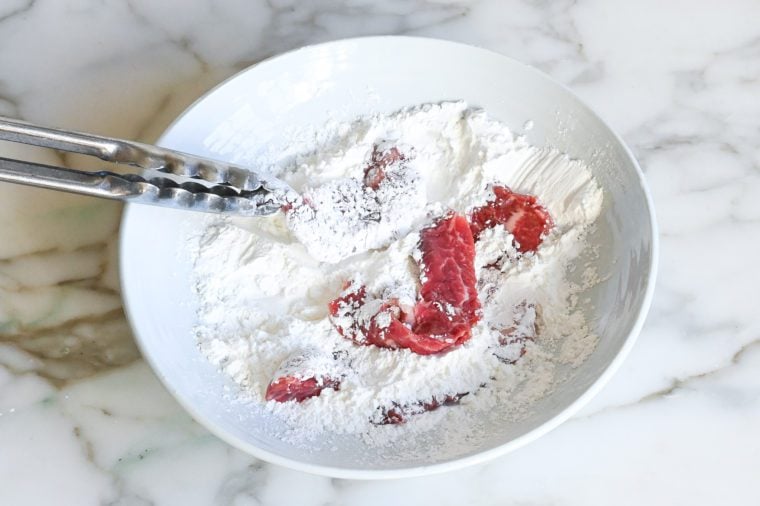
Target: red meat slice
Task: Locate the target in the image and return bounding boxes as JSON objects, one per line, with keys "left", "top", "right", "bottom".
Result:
{"left": 363, "top": 144, "right": 405, "bottom": 189}
{"left": 372, "top": 393, "right": 468, "bottom": 425}
{"left": 469, "top": 185, "right": 553, "bottom": 252}
{"left": 414, "top": 213, "right": 480, "bottom": 337}
{"left": 327, "top": 283, "right": 368, "bottom": 341}
{"left": 265, "top": 353, "right": 341, "bottom": 403}
{"left": 492, "top": 301, "right": 540, "bottom": 365}
{"left": 265, "top": 376, "right": 340, "bottom": 403}
{"left": 328, "top": 213, "right": 481, "bottom": 355}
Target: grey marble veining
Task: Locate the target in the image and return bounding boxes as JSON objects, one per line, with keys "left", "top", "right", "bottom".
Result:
{"left": 1, "top": 0, "right": 759, "bottom": 504}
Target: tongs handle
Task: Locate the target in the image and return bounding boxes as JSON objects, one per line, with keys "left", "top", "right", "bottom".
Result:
{"left": 0, "top": 117, "right": 296, "bottom": 216}
{"left": 0, "top": 117, "right": 127, "bottom": 161}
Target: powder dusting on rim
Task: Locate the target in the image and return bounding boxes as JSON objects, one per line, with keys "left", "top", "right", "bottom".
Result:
{"left": 189, "top": 102, "right": 604, "bottom": 454}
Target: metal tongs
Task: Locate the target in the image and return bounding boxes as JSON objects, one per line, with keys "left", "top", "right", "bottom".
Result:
{"left": 0, "top": 117, "right": 297, "bottom": 216}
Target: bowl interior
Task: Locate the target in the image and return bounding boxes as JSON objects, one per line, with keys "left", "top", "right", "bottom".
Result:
{"left": 120, "top": 37, "right": 656, "bottom": 478}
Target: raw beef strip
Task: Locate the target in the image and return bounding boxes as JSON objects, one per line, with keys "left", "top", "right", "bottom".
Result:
{"left": 469, "top": 185, "right": 553, "bottom": 252}
{"left": 371, "top": 393, "right": 468, "bottom": 425}
{"left": 363, "top": 144, "right": 406, "bottom": 189}
{"left": 265, "top": 353, "right": 341, "bottom": 403}
{"left": 491, "top": 301, "right": 540, "bottom": 365}
{"left": 329, "top": 213, "right": 481, "bottom": 355}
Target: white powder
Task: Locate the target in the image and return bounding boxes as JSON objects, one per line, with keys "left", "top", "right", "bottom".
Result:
{"left": 285, "top": 152, "right": 427, "bottom": 264}
{"left": 190, "top": 102, "right": 604, "bottom": 445}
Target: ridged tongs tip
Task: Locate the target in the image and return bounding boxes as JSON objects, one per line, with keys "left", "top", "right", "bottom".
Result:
{"left": 0, "top": 116, "right": 297, "bottom": 217}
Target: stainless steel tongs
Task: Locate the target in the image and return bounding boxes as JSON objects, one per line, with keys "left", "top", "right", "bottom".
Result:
{"left": 0, "top": 117, "right": 298, "bottom": 216}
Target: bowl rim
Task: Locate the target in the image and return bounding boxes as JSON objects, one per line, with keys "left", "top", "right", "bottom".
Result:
{"left": 119, "top": 35, "right": 659, "bottom": 480}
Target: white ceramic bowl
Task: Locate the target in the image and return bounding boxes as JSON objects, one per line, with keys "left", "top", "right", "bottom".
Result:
{"left": 120, "top": 36, "right": 657, "bottom": 479}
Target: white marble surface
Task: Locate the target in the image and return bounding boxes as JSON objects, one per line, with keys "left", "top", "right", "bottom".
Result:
{"left": 0, "top": 0, "right": 758, "bottom": 504}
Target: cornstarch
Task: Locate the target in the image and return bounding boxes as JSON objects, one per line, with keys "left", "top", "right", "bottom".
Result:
{"left": 189, "top": 102, "right": 604, "bottom": 445}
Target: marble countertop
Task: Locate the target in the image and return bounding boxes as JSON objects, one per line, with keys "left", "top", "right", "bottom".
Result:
{"left": 1, "top": 1, "right": 758, "bottom": 504}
